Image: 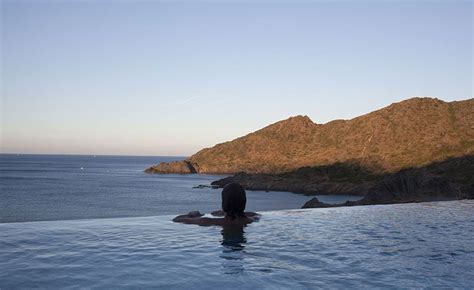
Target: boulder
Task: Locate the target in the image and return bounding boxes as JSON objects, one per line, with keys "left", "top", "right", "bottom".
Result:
{"left": 301, "top": 197, "right": 332, "bottom": 208}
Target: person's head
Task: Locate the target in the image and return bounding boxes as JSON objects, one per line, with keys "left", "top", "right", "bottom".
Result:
{"left": 221, "top": 183, "right": 247, "bottom": 219}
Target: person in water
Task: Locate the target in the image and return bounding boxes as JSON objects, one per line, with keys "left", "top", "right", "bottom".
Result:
{"left": 173, "top": 183, "right": 260, "bottom": 226}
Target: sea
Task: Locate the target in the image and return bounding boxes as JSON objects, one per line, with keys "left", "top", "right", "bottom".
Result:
{"left": 1, "top": 154, "right": 473, "bottom": 288}
{"left": 0, "top": 154, "right": 360, "bottom": 223}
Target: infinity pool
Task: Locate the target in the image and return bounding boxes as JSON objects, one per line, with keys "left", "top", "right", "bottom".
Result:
{"left": 1, "top": 200, "right": 473, "bottom": 288}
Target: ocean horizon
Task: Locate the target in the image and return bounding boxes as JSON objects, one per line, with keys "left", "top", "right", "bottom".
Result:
{"left": 0, "top": 154, "right": 360, "bottom": 223}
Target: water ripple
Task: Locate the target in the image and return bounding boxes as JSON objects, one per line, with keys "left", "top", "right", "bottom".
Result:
{"left": 0, "top": 200, "right": 473, "bottom": 288}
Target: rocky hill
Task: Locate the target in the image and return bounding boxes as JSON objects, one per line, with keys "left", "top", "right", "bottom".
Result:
{"left": 146, "top": 97, "right": 474, "bottom": 174}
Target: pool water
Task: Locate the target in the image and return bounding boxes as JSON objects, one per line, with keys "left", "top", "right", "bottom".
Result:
{"left": 1, "top": 200, "right": 473, "bottom": 288}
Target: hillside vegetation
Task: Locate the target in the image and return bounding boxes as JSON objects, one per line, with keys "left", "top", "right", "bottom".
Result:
{"left": 146, "top": 97, "right": 474, "bottom": 174}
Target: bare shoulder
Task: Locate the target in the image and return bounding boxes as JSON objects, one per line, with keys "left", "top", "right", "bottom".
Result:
{"left": 245, "top": 212, "right": 261, "bottom": 218}
{"left": 210, "top": 210, "right": 225, "bottom": 217}
{"left": 173, "top": 212, "right": 261, "bottom": 226}
{"left": 172, "top": 215, "right": 226, "bottom": 226}
{"left": 223, "top": 216, "right": 259, "bottom": 226}
{"left": 210, "top": 210, "right": 261, "bottom": 218}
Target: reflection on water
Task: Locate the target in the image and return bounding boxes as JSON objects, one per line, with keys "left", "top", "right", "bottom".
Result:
{"left": 220, "top": 225, "right": 247, "bottom": 274}
{"left": 221, "top": 225, "right": 247, "bottom": 251}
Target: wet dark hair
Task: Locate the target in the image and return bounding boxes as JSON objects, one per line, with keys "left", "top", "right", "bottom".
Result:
{"left": 221, "top": 183, "right": 247, "bottom": 220}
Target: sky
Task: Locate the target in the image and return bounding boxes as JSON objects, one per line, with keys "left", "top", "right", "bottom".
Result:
{"left": 1, "top": 0, "right": 472, "bottom": 156}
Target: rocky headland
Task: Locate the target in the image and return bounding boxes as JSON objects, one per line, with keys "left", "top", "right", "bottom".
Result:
{"left": 146, "top": 97, "right": 474, "bottom": 207}
{"left": 144, "top": 160, "right": 197, "bottom": 174}
{"left": 212, "top": 155, "right": 473, "bottom": 208}
{"left": 210, "top": 163, "right": 377, "bottom": 196}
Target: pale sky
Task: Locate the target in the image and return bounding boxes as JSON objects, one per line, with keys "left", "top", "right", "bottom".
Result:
{"left": 1, "top": 0, "right": 472, "bottom": 156}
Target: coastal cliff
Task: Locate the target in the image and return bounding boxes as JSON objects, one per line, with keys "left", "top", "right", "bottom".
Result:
{"left": 210, "top": 163, "right": 377, "bottom": 196}
{"left": 146, "top": 97, "right": 474, "bottom": 175}
{"left": 302, "top": 155, "right": 474, "bottom": 208}
{"left": 212, "top": 155, "right": 473, "bottom": 207}
{"left": 144, "top": 160, "right": 197, "bottom": 174}
{"left": 145, "top": 96, "right": 474, "bottom": 207}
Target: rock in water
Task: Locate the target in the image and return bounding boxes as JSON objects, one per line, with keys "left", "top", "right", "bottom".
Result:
{"left": 145, "top": 160, "right": 197, "bottom": 174}
{"left": 302, "top": 198, "right": 332, "bottom": 208}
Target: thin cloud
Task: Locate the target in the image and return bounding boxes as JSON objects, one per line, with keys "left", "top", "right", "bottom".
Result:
{"left": 174, "top": 96, "right": 200, "bottom": 106}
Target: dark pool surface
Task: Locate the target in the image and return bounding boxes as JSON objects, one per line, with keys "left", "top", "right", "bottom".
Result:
{"left": 1, "top": 200, "right": 473, "bottom": 288}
